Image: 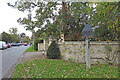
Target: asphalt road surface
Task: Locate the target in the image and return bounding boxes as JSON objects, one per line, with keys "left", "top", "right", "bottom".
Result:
{"left": 0, "top": 45, "right": 29, "bottom": 79}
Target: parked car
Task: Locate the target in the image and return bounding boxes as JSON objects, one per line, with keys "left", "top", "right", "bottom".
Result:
{"left": 17, "top": 43, "right": 22, "bottom": 46}
{"left": 7, "top": 43, "right": 11, "bottom": 48}
{"left": 22, "top": 43, "right": 27, "bottom": 46}
{"left": 11, "top": 43, "right": 19, "bottom": 46}
{"left": 0, "top": 41, "right": 7, "bottom": 50}
{"left": 24, "top": 43, "right": 28, "bottom": 46}
{"left": 22, "top": 43, "right": 24, "bottom": 45}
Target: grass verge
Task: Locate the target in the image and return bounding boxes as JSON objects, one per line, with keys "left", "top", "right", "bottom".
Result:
{"left": 12, "top": 59, "right": 118, "bottom": 78}
{"left": 25, "top": 46, "right": 38, "bottom": 52}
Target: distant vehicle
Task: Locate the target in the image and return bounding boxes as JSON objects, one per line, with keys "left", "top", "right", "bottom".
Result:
{"left": 22, "top": 43, "right": 24, "bottom": 45}
{"left": 11, "top": 43, "right": 23, "bottom": 46}
{"left": 17, "top": 43, "right": 22, "bottom": 46}
{"left": 22, "top": 43, "right": 27, "bottom": 46}
{"left": 24, "top": 43, "right": 28, "bottom": 46}
{"left": 11, "top": 43, "right": 19, "bottom": 46}
{"left": 7, "top": 43, "right": 11, "bottom": 48}
{"left": 0, "top": 41, "right": 7, "bottom": 50}
{"left": 19, "top": 43, "right": 22, "bottom": 45}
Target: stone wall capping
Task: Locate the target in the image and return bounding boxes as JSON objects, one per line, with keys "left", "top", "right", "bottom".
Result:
{"left": 90, "top": 42, "right": 119, "bottom": 45}
{"left": 58, "top": 41, "right": 119, "bottom": 45}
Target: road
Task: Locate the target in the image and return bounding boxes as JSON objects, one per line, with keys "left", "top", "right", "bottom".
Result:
{"left": 0, "top": 45, "right": 29, "bottom": 79}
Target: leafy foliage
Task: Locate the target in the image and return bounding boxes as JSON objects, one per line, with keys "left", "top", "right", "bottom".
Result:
{"left": 0, "top": 32, "right": 19, "bottom": 43}
{"left": 22, "top": 36, "right": 31, "bottom": 43}
{"left": 56, "top": 2, "right": 91, "bottom": 40}
{"left": 34, "top": 22, "right": 60, "bottom": 40}
{"left": 0, "top": 30, "right": 31, "bottom": 43}
{"left": 91, "top": 2, "right": 119, "bottom": 41}
{"left": 20, "top": 33, "right": 26, "bottom": 39}
{"left": 1, "top": 32, "right": 12, "bottom": 43}
{"left": 10, "top": 34, "right": 20, "bottom": 43}
{"left": 64, "top": 24, "right": 85, "bottom": 41}
{"left": 8, "top": 1, "right": 91, "bottom": 41}
{"left": 94, "top": 25, "right": 116, "bottom": 41}
{"left": 9, "top": 27, "right": 18, "bottom": 34}
{"left": 47, "top": 41, "right": 61, "bottom": 59}
{"left": 8, "top": 1, "right": 120, "bottom": 41}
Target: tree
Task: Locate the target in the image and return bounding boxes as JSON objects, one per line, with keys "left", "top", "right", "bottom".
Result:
{"left": 22, "top": 36, "right": 30, "bottom": 43}
{"left": 34, "top": 29, "right": 44, "bottom": 39}
{"left": 8, "top": 27, "right": 20, "bottom": 43}
{"left": 10, "top": 34, "right": 19, "bottom": 43}
{"left": 8, "top": 1, "right": 59, "bottom": 34}
{"left": 94, "top": 25, "right": 115, "bottom": 41}
{"left": 1, "top": 32, "right": 12, "bottom": 43}
{"left": 9, "top": 27, "right": 18, "bottom": 34}
{"left": 20, "top": 33, "right": 26, "bottom": 38}
{"left": 8, "top": 1, "right": 119, "bottom": 41}
{"left": 90, "top": 2, "right": 119, "bottom": 41}
{"left": 56, "top": 2, "right": 91, "bottom": 41}
{"left": 0, "top": 31, "right": 20, "bottom": 43}
{"left": 43, "top": 22, "right": 60, "bottom": 39}
{"left": 19, "top": 33, "right": 26, "bottom": 42}
{"left": 8, "top": 1, "right": 61, "bottom": 48}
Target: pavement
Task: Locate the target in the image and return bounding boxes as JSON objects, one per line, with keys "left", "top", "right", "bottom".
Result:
{"left": 19, "top": 52, "right": 44, "bottom": 64}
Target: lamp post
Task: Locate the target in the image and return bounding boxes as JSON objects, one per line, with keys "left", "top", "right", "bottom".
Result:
{"left": 82, "top": 23, "right": 93, "bottom": 69}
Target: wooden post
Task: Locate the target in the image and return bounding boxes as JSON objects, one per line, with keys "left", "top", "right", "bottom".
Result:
{"left": 86, "top": 38, "right": 90, "bottom": 69}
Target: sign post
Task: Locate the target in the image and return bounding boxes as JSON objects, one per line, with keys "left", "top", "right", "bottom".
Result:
{"left": 86, "top": 37, "right": 90, "bottom": 69}
{"left": 82, "top": 23, "right": 93, "bottom": 69}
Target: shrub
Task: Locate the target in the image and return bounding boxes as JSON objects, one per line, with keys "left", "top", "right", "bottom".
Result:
{"left": 47, "top": 41, "right": 61, "bottom": 59}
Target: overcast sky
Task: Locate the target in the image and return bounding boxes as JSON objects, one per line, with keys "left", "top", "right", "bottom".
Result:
{"left": 0, "top": 0, "right": 32, "bottom": 37}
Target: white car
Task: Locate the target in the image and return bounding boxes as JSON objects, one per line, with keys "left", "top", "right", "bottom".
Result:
{"left": 0, "top": 41, "right": 7, "bottom": 50}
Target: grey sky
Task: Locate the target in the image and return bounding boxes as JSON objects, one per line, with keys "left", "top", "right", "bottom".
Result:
{"left": 0, "top": 0, "right": 32, "bottom": 37}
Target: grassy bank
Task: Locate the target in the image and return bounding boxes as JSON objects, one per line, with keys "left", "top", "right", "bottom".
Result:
{"left": 25, "top": 46, "right": 38, "bottom": 52}
{"left": 12, "top": 59, "right": 118, "bottom": 78}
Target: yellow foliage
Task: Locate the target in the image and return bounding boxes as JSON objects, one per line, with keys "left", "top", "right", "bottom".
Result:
{"left": 61, "top": 53, "right": 64, "bottom": 56}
